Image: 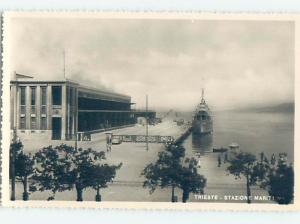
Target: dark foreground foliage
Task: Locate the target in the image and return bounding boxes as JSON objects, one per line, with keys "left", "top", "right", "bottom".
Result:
{"left": 142, "top": 143, "right": 206, "bottom": 202}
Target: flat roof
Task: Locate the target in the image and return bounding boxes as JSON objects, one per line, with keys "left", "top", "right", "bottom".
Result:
{"left": 10, "top": 78, "right": 131, "bottom": 103}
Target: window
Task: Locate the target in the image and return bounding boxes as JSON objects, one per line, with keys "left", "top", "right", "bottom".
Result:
{"left": 52, "top": 86, "right": 62, "bottom": 105}
{"left": 20, "top": 117, "right": 26, "bottom": 129}
{"left": 41, "top": 117, "right": 47, "bottom": 130}
{"left": 41, "top": 87, "right": 47, "bottom": 114}
{"left": 70, "top": 87, "right": 74, "bottom": 106}
{"left": 30, "top": 87, "right": 36, "bottom": 105}
{"left": 41, "top": 87, "right": 47, "bottom": 105}
{"left": 30, "top": 87, "right": 36, "bottom": 114}
{"left": 20, "top": 87, "right": 26, "bottom": 105}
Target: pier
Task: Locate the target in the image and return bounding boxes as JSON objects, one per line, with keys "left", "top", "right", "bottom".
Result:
{"left": 174, "top": 125, "right": 192, "bottom": 145}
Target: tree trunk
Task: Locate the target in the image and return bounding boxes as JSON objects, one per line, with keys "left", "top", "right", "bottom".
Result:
{"left": 182, "top": 189, "right": 189, "bottom": 203}
{"left": 171, "top": 184, "right": 176, "bottom": 202}
{"left": 76, "top": 184, "right": 83, "bottom": 202}
{"left": 246, "top": 174, "right": 251, "bottom": 204}
{"left": 22, "top": 175, "right": 29, "bottom": 201}
{"left": 95, "top": 187, "right": 101, "bottom": 202}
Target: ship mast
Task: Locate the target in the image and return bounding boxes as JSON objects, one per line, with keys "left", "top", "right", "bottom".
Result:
{"left": 201, "top": 88, "right": 205, "bottom": 104}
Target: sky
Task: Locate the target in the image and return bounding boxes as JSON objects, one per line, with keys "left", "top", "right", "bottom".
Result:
{"left": 8, "top": 17, "right": 294, "bottom": 111}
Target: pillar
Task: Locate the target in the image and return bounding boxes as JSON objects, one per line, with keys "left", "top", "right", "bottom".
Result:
{"left": 25, "top": 86, "right": 30, "bottom": 130}
{"left": 36, "top": 86, "right": 41, "bottom": 130}
{"left": 61, "top": 84, "right": 67, "bottom": 140}
{"left": 47, "top": 85, "right": 52, "bottom": 131}
{"left": 10, "top": 85, "right": 16, "bottom": 129}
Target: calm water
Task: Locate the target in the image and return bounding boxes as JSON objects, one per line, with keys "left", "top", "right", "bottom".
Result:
{"left": 183, "top": 111, "right": 294, "bottom": 162}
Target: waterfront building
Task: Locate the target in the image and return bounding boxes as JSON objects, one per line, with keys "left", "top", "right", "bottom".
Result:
{"left": 10, "top": 75, "right": 155, "bottom": 141}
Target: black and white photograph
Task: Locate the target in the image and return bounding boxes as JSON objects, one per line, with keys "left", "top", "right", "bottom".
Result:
{"left": 1, "top": 12, "right": 297, "bottom": 208}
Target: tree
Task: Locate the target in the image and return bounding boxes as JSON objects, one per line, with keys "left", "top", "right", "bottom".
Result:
{"left": 267, "top": 162, "right": 294, "bottom": 204}
{"left": 179, "top": 158, "right": 206, "bottom": 203}
{"left": 10, "top": 141, "right": 34, "bottom": 201}
{"left": 86, "top": 163, "right": 122, "bottom": 202}
{"left": 229, "top": 152, "right": 294, "bottom": 205}
{"left": 141, "top": 144, "right": 185, "bottom": 202}
{"left": 257, "top": 153, "right": 294, "bottom": 204}
{"left": 142, "top": 143, "right": 206, "bottom": 202}
{"left": 227, "top": 152, "right": 257, "bottom": 204}
{"left": 31, "top": 144, "right": 120, "bottom": 201}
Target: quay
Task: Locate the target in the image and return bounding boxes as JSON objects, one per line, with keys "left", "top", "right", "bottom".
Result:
{"left": 15, "top": 117, "right": 190, "bottom": 201}
{"left": 15, "top": 117, "right": 270, "bottom": 203}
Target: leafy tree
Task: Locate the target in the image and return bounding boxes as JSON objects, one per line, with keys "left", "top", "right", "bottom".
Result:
{"left": 179, "top": 158, "right": 206, "bottom": 203}
{"left": 86, "top": 163, "right": 122, "bottom": 202}
{"left": 267, "top": 162, "right": 294, "bottom": 204}
{"left": 141, "top": 144, "right": 185, "bottom": 202}
{"left": 230, "top": 152, "right": 294, "bottom": 205}
{"left": 256, "top": 153, "right": 294, "bottom": 204}
{"left": 10, "top": 141, "right": 34, "bottom": 201}
{"left": 142, "top": 143, "right": 206, "bottom": 202}
{"left": 227, "top": 152, "right": 257, "bottom": 204}
{"left": 31, "top": 144, "right": 120, "bottom": 201}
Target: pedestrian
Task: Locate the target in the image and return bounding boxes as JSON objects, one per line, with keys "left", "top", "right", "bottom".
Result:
{"left": 224, "top": 152, "right": 228, "bottom": 163}
{"left": 271, "top": 153, "right": 276, "bottom": 166}
{"left": 197, "top": 158, "right": 201, "bottom": 168}
{"left": 218, "top": 154, "right": 221, "bottom": 167}
{"left": 106, "top": 134, "right": 111, "bottom": 152}
{"left": 108, "top": 134, "right": 112, "bottom": 152}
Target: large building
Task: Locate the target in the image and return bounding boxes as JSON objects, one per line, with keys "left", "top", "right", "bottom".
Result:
{"left": 10, "top": 76, "right": 155, "bottom": 141}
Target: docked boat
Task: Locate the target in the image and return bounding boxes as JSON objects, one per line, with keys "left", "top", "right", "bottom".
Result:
{"left": 192, "top": 89, "right": 213, "bottom": 135}
{"left": 213, "top": 147, "right": 228, "bottom": 153}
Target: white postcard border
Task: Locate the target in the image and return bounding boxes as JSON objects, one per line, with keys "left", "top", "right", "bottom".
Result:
{"left": 1, "top": 11, "right": 299, "bottom": 211}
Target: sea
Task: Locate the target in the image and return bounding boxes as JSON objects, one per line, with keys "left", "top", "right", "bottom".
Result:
{"left": 181, "top": 111, "right": 294, "bottom": 163}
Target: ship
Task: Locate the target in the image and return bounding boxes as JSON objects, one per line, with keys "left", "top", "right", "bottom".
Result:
{"left": 192, "top": 89, "right": 213, "bottom": 135}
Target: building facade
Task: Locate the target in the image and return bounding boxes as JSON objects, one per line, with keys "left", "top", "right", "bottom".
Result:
{"left": 10, "top": 79, "right": 141, "bottom": 141}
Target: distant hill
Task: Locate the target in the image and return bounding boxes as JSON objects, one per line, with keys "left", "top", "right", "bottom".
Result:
{"left": 234, "top": 102, "right": 294, "bottom": 113}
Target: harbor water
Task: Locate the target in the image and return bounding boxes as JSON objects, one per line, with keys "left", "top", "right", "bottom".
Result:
{"left": 183, "top": 111, "right": 294, "bottom": 163}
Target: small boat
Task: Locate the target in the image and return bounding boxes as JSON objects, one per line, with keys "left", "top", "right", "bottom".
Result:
{"left": 227, "top": 143, "right": 240, "bottom": 161}
{"left": 213, "top": 147, "right": 228, "bottom": 153}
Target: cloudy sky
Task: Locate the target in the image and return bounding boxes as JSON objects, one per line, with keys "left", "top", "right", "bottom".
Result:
{"left": 8, "top": 17, "right": 294, "bottom": 111}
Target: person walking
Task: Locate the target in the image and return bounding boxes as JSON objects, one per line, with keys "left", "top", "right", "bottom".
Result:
{"left": 108, "top": 135, "right": 112, "bottom": 152}
{"left": 271, "top": 153, "right": 276, "bottom": 166}
{"left": 224, "top": 152, "right": 228, "bottom": 163}
{"left": 106, "top": 133, "right": 112, "bottom": 152}
{"left": 218, "top": 154, "right": 221, "bottom": 167}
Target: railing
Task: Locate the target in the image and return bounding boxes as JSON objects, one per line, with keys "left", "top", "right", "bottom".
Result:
{"left": 112, "top": 135, "right": 174, "bottom": 143}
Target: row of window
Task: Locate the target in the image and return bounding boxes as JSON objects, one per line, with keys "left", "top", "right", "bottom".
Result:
{"left": 20, "top": 86, "right": 61, "bottom": 107}
{"left": 19, "top": 117, "right": 47, "bottom": 130}
{"left": 20, "top": 86, "right": 47, "bottom": 106}
{"left": 19, "top": 86, "right": 62, "bottom": 130}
